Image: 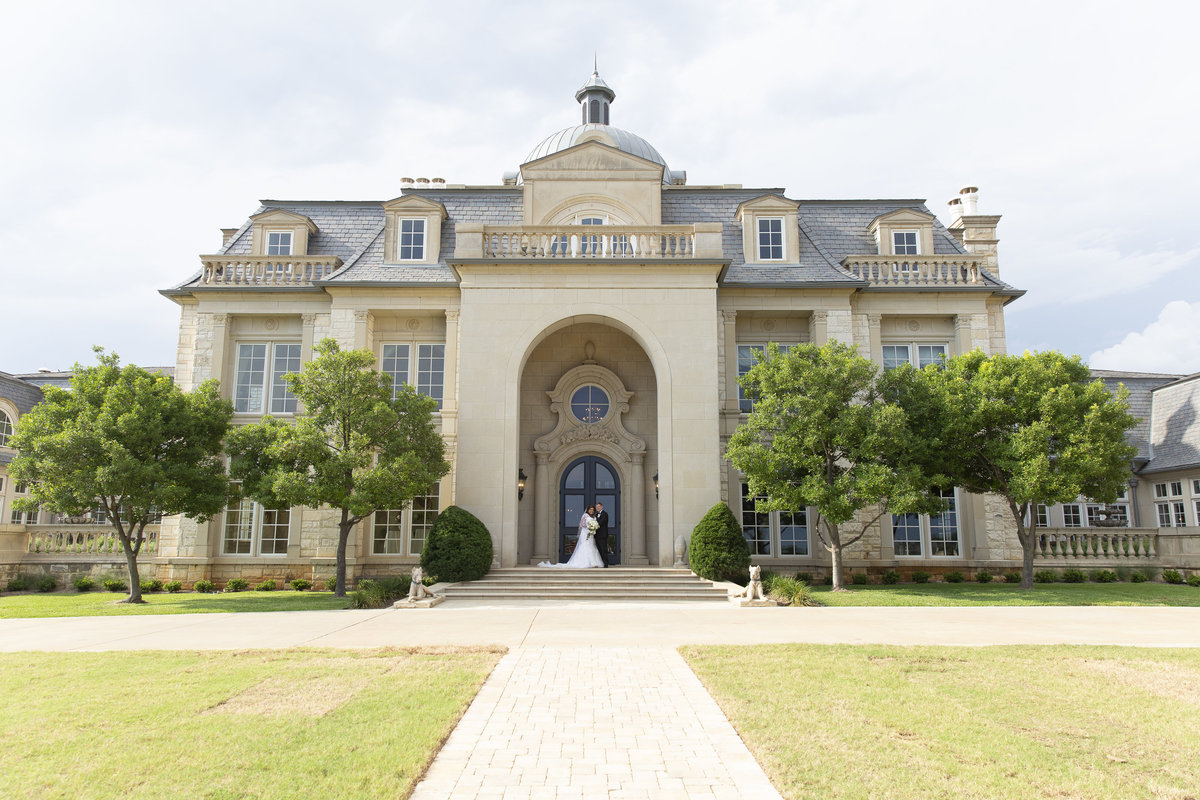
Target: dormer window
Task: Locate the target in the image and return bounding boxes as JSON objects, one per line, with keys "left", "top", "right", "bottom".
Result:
{"left": 399, "top": 219, "right": 426, "bottom": 260}
{"left": 758, "top": 218, "right": 784, "bottom": 260}
{"left": 892, "top": 231, "right": 919, "bottom": 256}
{"left": 266, "top": 231, "right": 293, "bottom": 256}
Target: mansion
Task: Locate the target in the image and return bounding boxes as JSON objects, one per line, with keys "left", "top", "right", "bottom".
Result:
{"left": 5, "top": 71, "right": 1194, "bottom": 587}
{"left": 153, "top": 69, "right": 1025, "bottom": 584}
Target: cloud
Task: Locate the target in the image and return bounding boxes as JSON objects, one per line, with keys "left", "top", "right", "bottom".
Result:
{"left": 1089, "top": 301, "right": 1200, "bottom": 374}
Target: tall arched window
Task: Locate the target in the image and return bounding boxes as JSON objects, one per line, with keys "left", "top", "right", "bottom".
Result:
{"left": 0, "top": 410, "right": 12, "bottom": 447}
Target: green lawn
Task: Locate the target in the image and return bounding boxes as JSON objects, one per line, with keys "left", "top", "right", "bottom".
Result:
{"left": 683, "top": 644, "right": 1200, "bottom": 800}
{"left": 808, "top": 582, "right": 1200, "bottom": 606}
{"left": 0, "top": 647, "right": 502, "bottom": 800}
{"left": 0, "top": 589, "right": 351, "bottom": 618}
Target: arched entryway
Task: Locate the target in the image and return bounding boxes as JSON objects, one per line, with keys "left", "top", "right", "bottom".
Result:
{"left": 558, "top": 455, "right": 620, "bottom": 564}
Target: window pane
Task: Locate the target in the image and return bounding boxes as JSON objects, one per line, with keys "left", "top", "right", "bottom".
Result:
{"left": 1173, "top": 502, "right": 1186, "bottom": 527}
{"left": 595, "top": 463, "right": 616, "bottom": 490}
{"left": 381, "top": 344, "right": 411, "bottom": 399}
{"left": 373, "top": 509, "right": 404, "bottom": 555}
{"left": 892, "top": 513, "right": 922, "bottom": 556}
{"left": 234, "top": 344, "right": 267, "bottom": 413}
{"left": 570, "top": 385, "right": 609, "bottom": 424}
{"left": 758, "top": 218, "right": 783, "bottom": 260}
{"left": 740, "top": 485, "right": 770, "bottom": 556}
{"left": 737, "top": 345, "right": 765, "bottom": 412}
{"left": 892, "top": 231, "right": 918, "bottom": 255}
{"left": 564, "top": 464, "right": 584, "bottom": 489}
{"left": 1155, "top": 483, "right": 1168, "bottom": 498}
{"left": 882, "top": 345, "right": 911, "bottom": 371}
{"left": 1036, "top": 504, "right": 1049, "bottom": 527}
{"left": 1170, "top": 482, "right": 1183, "bottom": 497}
{"left": 266, "top": 231, "right": 292, "bottom": 256}
{"left": 417, "top": 344, "right": 445, "bottom": 410}
{"left": 1157, "top": 503, "right": 1172, "bottom": 527}
{"left": 930, "top": 490, "right": 959, "bottom": 556}
{"left": 270, "top": 344, "right": 301, "bottom": 414}
{"left": 779, "top": 509, "right": 808, "bottom": 556}
{"left": 259, "top": 509, "right": 290, "bottom": 555}
{"left": 917, "top": 345, "right": 947, "bottom": 369}
{"left": 223, "top": 499, "right": 254, "bottom": 555}
{"left": 1062, "top": 504, "right": 1082, "bottom": 527}
{"left": 399, "top": 219, "right": 426, "bottom": 260}
{"left": 0, "top": 411, "right": 11, "bottom": 447}
{"left": 410, "top": 484, "right": 440, "bottom": 555}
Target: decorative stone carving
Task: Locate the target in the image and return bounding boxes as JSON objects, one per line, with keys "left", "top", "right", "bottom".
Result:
{"left": 263, "top": 318, "right": 279, "bottom": 331}
{"left": 394, "top": 565, "right": 444, "bottom": 608}
{"left": 561, "top": 426, "right": 621, "bottom": 445}
{"left": 406, "top": 318, "right": 421, "bottom": 330}
{"left": 720, "top": 310, "right": 738, "bottom": 324}
{"left": 444, "top": 309, "right": 460, "bottom": 322}
{"left": 584, "top": 341, "right": 596, "bottom": 363}
{"left": 762, "top": 319, "right": 776, "bottom": 332}
{"left": 533, "top": 363, "right": 646, "bottom": 460}
{"left": 729, "top": 565, "right": 777, "bottom": 607}
{"left": 673, "top": 535, "right": 688, "bottom": 568}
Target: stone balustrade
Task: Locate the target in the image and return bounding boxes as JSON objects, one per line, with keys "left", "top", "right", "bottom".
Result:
{"left": 842, "top": 255, "right": 984, "bottom": 286}
{"left": 27, "top": 525, "right": 159, "bottom": 556}
{"left": 198, "top": 255, "right": 343, "bottom": 287}
{"left": 454, "top": 223, "right": 725, "bottom": 260}
{"left": 1034, "top": 527, "right": 1157, "bottom": 560}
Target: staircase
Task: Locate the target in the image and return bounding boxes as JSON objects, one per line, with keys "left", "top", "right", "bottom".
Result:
{"left": 437, "top": 567, "right": 728, "bottom": 602}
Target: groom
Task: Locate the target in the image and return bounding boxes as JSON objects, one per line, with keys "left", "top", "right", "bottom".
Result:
{"left": 594, "top": 501, "right": 610, "bottom": 567}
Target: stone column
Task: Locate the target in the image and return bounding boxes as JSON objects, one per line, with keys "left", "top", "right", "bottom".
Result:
{"left": 353, "top": 310, "right": 372, "bottom": 351}
{"left": 533, "top": 452, "right": 550, "bottom": 563}
{"left": 955, "top": 313, "right": 989, "bottom": 356}
{"left": 629, "top": 452, "right": 648, "bottom": 565}
{"left": 809, "top": 311, "right": 828, "bottom": 345}
{"left": 442, "top": 309, "right": 461, "bottom": 506}
{"left": 866, "top": 313, "right": 883, "bottom": 365}
{"left": 300, "top": 313, "right": 316, "bottom": 362}
{"left": 209, "top": 313, "right": 230, "bottom": 387}
{"left": 720, "top": 310, "right": 739, "bottom": 414}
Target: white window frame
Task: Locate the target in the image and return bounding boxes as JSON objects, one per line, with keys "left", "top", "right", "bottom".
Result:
{"left": 398, "top": 218, "right": 426, "bottom": 260}
{"left": 222, "top": 497, "right": 291, "bottom": 556}
{"left": 891, "top": 489, "right": 960, "bottom": 558}
{"left": 0, "top": 409, "right": 12, "bottom": 447}
{"left": 757, "top": 217, "right": 784, "bottom": 261}
{"left": 736, "top": 344, "right": 794, "bottom": 413}
{"left": 739, "top": 483, "right": 810, "bottom": 558}
{"left": 891, "top": 230, "right": 920, "bottom": 256}
{"left": 380, "top": 342, "right": 445, "bottom": 411}
{"left": 265, "top": 230, "right": 293, "bottom": 256}
{"left": 233, "top": 341, "right": 301, "bottom": 415}
{"left": 881, "top": 341, "right": 949, "bottom": 371}
{"left": 372, "top": 483, "right": 441, "bottom": 556}
{"left": 1192, "top": 479, "right": 1200, "bottom": 496}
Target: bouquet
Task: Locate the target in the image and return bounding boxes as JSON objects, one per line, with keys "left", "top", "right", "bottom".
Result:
{"left": 585, "top": 518, "right": 599, "bottom": 539}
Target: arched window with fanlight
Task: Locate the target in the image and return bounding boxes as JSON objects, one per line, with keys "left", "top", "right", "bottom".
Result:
{"left": 0, "top": 410, "right": 13, "bottom": 448}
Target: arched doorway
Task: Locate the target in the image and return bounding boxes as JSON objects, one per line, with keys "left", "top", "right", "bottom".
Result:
{"left": 558, "top": 455, "right": 620, "bottom": 564}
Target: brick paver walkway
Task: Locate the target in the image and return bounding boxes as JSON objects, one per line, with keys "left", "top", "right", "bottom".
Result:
{"left": 410, "top": 645, "right": 783, "bottom": 800}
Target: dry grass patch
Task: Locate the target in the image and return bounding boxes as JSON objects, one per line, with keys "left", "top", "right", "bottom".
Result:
{"left": 682, "top": 644, "right": 1200, "bottom": 800}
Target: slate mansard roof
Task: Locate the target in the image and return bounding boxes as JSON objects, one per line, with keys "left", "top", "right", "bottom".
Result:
{"left": 175, "top": 187, "right": 1013, "bottom": 292}
{"left": 1092, "top": 370, "right": 1200, "bottom": 473}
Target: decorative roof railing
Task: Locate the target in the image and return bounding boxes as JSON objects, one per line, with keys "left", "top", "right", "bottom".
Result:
{"left": 841, "top": 255, "right": 985, "bottom": 287}
{"left": 198, "top": 255, "right": 343, "bottom": 287}
{"left": 454, "top": 223, "right": 725, "bottom": 260}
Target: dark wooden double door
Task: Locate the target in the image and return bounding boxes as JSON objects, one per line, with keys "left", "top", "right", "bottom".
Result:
{"left": 559, "top": 456, "right": 620, "bottom": 565}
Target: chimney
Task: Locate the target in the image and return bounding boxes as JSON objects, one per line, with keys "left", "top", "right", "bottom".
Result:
{"left": 431, "top": 177, "right": 446, "bottom": 189}
{"left": 400, "top": 177, "right": 414, "bottom": 189}
{"left": 220, "top": 228, "right": 238, "bottom": 248}
{"left": 415, "top": 177, "right": 430, "bottom": 189}
{"left": 946, "top": 185, "right": 1002, "bottom": 279}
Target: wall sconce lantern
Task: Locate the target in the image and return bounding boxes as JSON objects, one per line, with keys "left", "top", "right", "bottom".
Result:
{"left": 652, "top": 472, "right": 659, "bottom": 499}
{"left": 518, "top": 467, "right": 527, "bottom": 501}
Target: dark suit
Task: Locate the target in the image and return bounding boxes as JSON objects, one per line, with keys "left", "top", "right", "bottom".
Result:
{"left": 593, "top": 509, "right": 610, "bottom": 566}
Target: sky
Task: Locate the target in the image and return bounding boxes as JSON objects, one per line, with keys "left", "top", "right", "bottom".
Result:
{"left": 2, "top": 0, "right": 1198, "bottom": 375}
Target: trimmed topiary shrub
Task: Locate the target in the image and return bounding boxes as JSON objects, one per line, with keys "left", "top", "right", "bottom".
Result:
{"left": 975, "top": 570, "right": 993, "bottom": 584}
{"left": 1003, "top": 572, "right": 1021, "bottom": 583}
{"left": 193, "top": 579, "right": 216, "bottom": 593}
{"left": 1061, "top": 568, "right": 1086, "bottom": 583}
{"left": 911, "top": 570, "right": 931, "bottom": 584}
{"left": 35, "top": 574, "right": 58, "bottom": 593}
{"left": 255, "top": 580, "right": 276, "bottom": 591}
{"left": 1163, "top": 569, "right": 1184, "bottom": 585}
{"left": 140, "top": 579, "right": 163, "bottom": 593}
{"left": 851, "top": 572, "right": 869, "bottom": 586}
{"left": 1130, "top": 571, "right": 1148, "bottom": 583}
{"left": 164, "top": 580, "right": 182, "bottom": 593}
{"left": 325, "top": 576, "right": 338, "bottom": 592}
{"left": 1034, "top": 570, "right": 1057, "bottom": 584}
{"left": 5, "top": 576, "right": 30, "bottom": 592}
{"left": 224, "top": 578, "right": 249, "bottom": 592}
{"left": 1091, "top": 569, "right": 1118, "bottom": 583}
{"left": 102, "top": 577, "right": 127, "bottom": 592}
{"left": 421, "top": 505, "right": 494, "bottom": 583}
{"left": 73, "top": 575, "right": 96, "bottom": 592}
{"left": 687, "top": 503, "right": 750, "bottom": 583}
{"left": 1187, "top": 574, "right": 1200, "bottom": 588}
{"left": 944, "top": 571, "right": 964, "bottom": 583}
{"left": 290, "top": 579, "right": 312, "bottom": 591}
{"left": 881, "top": 570, "right": 900, "bottom": 585}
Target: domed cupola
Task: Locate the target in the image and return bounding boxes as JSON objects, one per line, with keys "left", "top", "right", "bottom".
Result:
{"left": 575, "top": 69, "right": 615, "bottom": 125}
{"left": 521, "top": 68, "right": 676, "bottom": 185}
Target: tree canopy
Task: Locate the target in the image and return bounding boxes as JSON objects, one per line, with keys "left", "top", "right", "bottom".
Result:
{"left": 726, "top": 341, "right": 944, "bottom": 590}
{"left": 888, "top": 349, "right": 1137, "bottom": 588}
{"left": 9, "top": 349, "right": 232, "bottom": 602}
{"left": 227, "top": 338, "right": 449, "bottom": 596}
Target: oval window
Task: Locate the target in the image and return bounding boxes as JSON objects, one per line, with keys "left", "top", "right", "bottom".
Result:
{"left": 570, "top": 385, "right": 609, "bottom": 424}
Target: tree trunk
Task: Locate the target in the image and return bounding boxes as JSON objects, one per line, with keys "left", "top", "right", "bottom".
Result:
{"left": 334, "top": 508, "right": 351, "bottom": 597}
{"left": 120, "top": 534, "right": 144, "bottom": 604}
{"left": 1019, "top": 519, "right": 1036, "bottom": 590}
{"left": 827, "top": 521, "right": 845, "bottom": 591}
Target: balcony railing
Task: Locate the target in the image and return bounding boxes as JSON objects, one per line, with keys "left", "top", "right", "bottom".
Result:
{"left": 27, "top": 525, "right": 159, "bottom": 556}
{"left": 842, "top": 255, "right": 984, "bottom": 287}
{"left": 454, "top": 222, "right": 725, "bottom": 261}
{"left": 199, "top": 255, "right": 343, "bottom": 287}
{"left": 1034, "top": 527, "right": 1157, "bottom": 560}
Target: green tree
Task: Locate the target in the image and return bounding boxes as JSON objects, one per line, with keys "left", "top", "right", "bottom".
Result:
{"left": 9, "top": 349, "right": 232, "bottom": 603}
{"left": 227, "top": 339, "right": 449, "bottom": 597}
{"left": 890, "top": 349, "right": 1137, "bottom": 589}
{"left": 726, "top": 341, "right": 944, "bottom": 591}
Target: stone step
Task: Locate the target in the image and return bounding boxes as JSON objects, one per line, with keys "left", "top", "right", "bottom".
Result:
{"left": 437, "top": 566, "right": 728, "bottom": 602}
{"left": 440, "top": 588, "right": 726, "bottom": 600}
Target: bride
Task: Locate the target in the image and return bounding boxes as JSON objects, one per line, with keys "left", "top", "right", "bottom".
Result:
{"left": 538, "top": 505, "right": 606, "bottom": 569}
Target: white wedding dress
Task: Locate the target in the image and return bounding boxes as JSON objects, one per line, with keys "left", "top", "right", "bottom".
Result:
{"left": 538, "top": 513, "right": 605, "bottom": 569}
